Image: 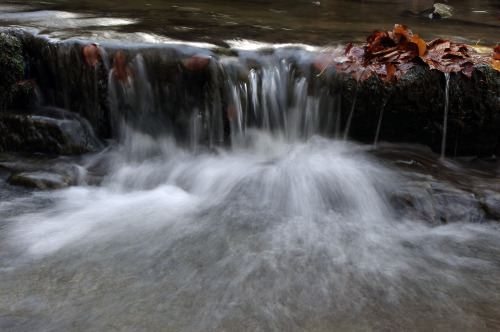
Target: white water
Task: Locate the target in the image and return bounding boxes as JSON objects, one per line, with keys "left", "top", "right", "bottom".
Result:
{"left": 2, "top": 129, "right": 500, "bottom": 331}
{"left": 441, "top": 72, "right": 451, "bottom": 159}
{"left": 2, "top": 43, "right": 500, "bottom": 331}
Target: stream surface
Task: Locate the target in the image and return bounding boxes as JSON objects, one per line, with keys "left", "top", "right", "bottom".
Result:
{"left": 0, "top": 0, "right": 499, "bottom": 46}
{"left": 2, "top": 131, "right": 500, "bottom": 331}
{"left": 1, "top": 0, "right": 500, "bottom": 331}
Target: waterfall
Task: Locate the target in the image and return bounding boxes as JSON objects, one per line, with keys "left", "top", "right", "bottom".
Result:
{"left": 441, "top": 72, "right": 451, "bottom": 159}
{"left": 2, "top": 32, "right": 500, "bottom": 332}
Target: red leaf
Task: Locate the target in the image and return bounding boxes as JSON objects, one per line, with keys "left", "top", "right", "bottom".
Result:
{"left": 493, "top": 46, "right": 500, "bottom": 60}
{"left": 184, "top": 54, "right": 211, "bottom": 71}
{"left": 112, "top": 51, "right": 131, "bottom": 83}
{"left": 83, "top": 43, "right": 100, "bottom": 67}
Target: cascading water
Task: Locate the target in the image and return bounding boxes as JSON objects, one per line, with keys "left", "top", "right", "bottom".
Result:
{"left": 2, "top": 36, "right": 500, "bottom": 331}
{"left": 441, "top": 72, "right": 451, "bottom": 159}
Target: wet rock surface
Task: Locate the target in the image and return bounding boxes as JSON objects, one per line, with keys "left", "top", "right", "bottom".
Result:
{"left": 0, "top": 152, "right": 84, "bottom": 190}
{"left": 0, "top": 108, "right": 102, "bottom": 155}
{"left": 8, "top": 171, "right": 70, "bottom": 190}
{"left": 373, "top": 143, "right": 500, "bottom": 225}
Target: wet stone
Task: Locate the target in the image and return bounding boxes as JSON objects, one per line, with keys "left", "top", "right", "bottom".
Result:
{"left": 478, "top": 191, "right": 500, "bottom": 220}
{"left": 0, "top": 109, "right": 102, "bottom": 155}
{"left": 8, "top": 171, "right": 70, "bottom": 190}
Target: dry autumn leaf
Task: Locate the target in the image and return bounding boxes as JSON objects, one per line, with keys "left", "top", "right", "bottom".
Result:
{"left": 316, "top": 24, "right": 497, "bottom": 83}
{"left": 410, "top": 34, "right": 426, "bottom": 57}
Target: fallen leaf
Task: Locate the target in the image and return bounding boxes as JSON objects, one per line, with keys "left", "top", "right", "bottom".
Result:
{"left": 461, "top": 62, "right": 475, "bottom": 78}
{"left": 112, "top": 51, "right": 132, "bottom": 83}
{"left": 493, "top": 46, "right": 500, "bottom": 60}
{"left": 410, "top": 34, "right": 427, "bottom": 57}
{"left": 392, "top": 24, "right": 410, "bottom": 44}
{"left": 83, "top": 43, "right": 100, "bottom": 67}
{"left": 184, "top": 54, "right": 211, "bottom": 71}
{"left": 492, "top": 60, "right": 500, "bottom": 72}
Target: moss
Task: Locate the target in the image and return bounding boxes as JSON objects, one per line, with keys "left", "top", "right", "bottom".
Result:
{"left": 0, "top": 32, "right": 25, "bottom": 109}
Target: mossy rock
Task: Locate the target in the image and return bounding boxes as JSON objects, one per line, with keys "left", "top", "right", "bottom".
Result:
{"left": 0, "top": 32, "right": 25, "bottom": 109}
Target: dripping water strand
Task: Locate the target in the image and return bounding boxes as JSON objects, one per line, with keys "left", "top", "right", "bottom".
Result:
{"left": 441, "top": 72, "right": 451, "bottom": 160}
{"left": 373, "top": 94, "right": 390, "bottom": 147}
{"left": 343, "top": 82, "right": 359, "bottom": 141}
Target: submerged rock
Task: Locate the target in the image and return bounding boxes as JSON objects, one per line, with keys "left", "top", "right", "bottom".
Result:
{"left": 8, "top": 171, "right": 70, "bottom": 190}
{"left": 431, "top": 3, "right": 454, "bottom": 19}
{"left": 0, "top": 152, "right": 85, "bottom": 190}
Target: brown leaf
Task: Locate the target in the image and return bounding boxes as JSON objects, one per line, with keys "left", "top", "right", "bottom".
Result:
{"left": 392, "top": 24, "right": 411, "bottom": 44}
{"left": 493, "top": 46, "right": 500, "bottom": 60}
{"left": 427, "top": 38, "right": 449, "bottom": 48}
{"left": 434, "top": 41, "right": 451, "bottom": 51}
{"left": 397, "top": 41, "right": 419, "bottom": 62}
{"left": 184, "top": 54, "right": 211, "bottom": 71}
{"left": 358, "top": 67, "right": 374, "bottom": 82}
{"left": 492, "top": 60, "right": 500, "bottom": 72}
{"left": 366, "top": 30, "right": 382, "bottom": 44}
{"left": 461, "top": 62, "right": 475, "bottom": 78}
{"left": 371, "top": 63, "right": 396, "bottom": 83}
{"left": 394, "top": 62, "right": 414, "bottom": 81}
{"left": 409, "top": 34, "right": 427, "bottom": 57}
{"left": 112, "top": 51, "right": 131, "bottom": 83}
{"left": 346, "top": 44, "right": 365, "bottom": 60}
{"left": 83, "top": 43, "right": 100, "bottom": 67}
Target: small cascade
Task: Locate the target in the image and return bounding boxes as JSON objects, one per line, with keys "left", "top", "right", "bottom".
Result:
{"left": 373, "top": 95, "right": 390, "bottom": 147}
{"left": 14, "top": 33, "right": 352, "bottom": 149}
{"left": 441, "top": 72, "right": 451, "bottom": 159}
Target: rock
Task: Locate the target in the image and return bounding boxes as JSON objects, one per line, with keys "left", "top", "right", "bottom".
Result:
{"left": 0, "top": 33, "right": 25, "bottom": 109}
{"left": 431, "top": 3, "right": 454, "bottom": 19}
{"left": 0, "top": 108, "right": 102, "bottom": 155}
{"left": 389, "top": 180, "right": 441, "bottom": 225}
{"left": 0, "top": 152, "right": 84, "bottom": 190}
{"left": 478, "top": 191, "right": 500, "bottom": 220}
{"left": 335, "top": 65, "right": 500, "bottom": 157}
{"left": 8, "top": 171, "right": 70, "bottom": 189}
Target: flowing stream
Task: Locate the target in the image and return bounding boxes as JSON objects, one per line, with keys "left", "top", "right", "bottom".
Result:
{"left": 1, "top": 40, "right": 500, "bottom": 330}
{"left": 1, "top": 1, "right": 500, "bottom": 331}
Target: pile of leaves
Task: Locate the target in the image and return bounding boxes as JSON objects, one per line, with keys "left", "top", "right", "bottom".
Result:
{"left": 315, "top": 24, "right": 499, "bottom": 83}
